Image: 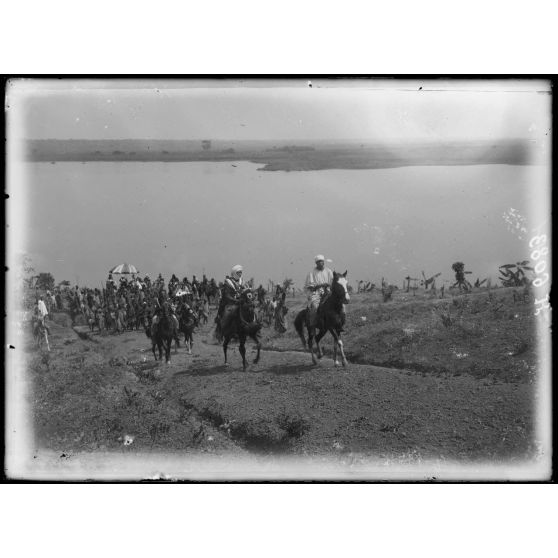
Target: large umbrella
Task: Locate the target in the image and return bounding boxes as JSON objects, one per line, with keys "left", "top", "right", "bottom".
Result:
{"left": 175, "top": 288, "right": 191, "bottom": 297}
{"left": 109, "top": 263, "right": 139, "bottom": 275}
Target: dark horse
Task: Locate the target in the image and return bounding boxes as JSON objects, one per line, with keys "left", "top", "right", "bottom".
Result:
{"left": 178, "top": 305, "right": 198, "bottom": 355}
{"left": 221, "top": 288, "right": 262, "bottom": 371}
{"left": 203, "top": 282, "right": 220, "bottom": 305}
{"left": 294, "top": 271, "right": 350, "bottom": 367}
{"left": 147, "top": 305, "right": 179, "bottom": 363}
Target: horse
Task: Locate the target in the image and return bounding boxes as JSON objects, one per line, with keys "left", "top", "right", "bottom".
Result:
{"left": 262, "top": 298, "right": 276, "bottom": 326}
{"left": 192, "top": 298, "right": 209, "bottom": 325}
{"left": 178, "top": 305, "right": 198, "bottom": 354}
{"left": 221, "top": 288, "right": 262, "bottom": 371}
{"left": 148, "top": 305, "right": 179, "bottom": 363}
{"left": 86, "top": 308, "right": 95, "bottom": 332}
{"left": 256, "top": 285, "right": 267, "bottom": 306}
{"left": 294, "top": 271, "right": 350, "bottom": 367}
{"left": 204, "top": 282, "right": 220, "bottom": 305}
{"left": 273, "top": 291, "right": 288, "bottom": 333}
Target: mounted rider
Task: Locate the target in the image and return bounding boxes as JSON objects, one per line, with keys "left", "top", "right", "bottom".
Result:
{"left": 215, "top": 264, "right": 245, "bottom": 339}
{"left": 106, "top": 273, "right": 117, "bottom": 295}
{"left": 256, "top": 284, "right": 266, "bottom": 306}
{"left": 168, "top": 274, "right": 179, "bottom": 296}
{"left": 177, "top": 298, "right": 198, "bottom": 326}
{"left": 304, "top": 254, "right": 334, "bottom": 326}
{"left": 151, "top": 290, "right": 179, "bottom": 336}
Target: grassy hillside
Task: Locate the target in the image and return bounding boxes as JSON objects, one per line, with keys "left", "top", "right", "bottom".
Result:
{"left": 22, "top": 284, "right": 541, "bottom": 465}
{"left": 263, "top": 286, "right": 540, "bottom": 383}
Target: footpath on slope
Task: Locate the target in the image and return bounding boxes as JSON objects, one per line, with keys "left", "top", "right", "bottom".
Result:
{"left": 23, "top": 314, "right": 537, "bottom": 473}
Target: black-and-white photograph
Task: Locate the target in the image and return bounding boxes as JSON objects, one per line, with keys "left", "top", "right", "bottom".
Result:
{"left": 5, "top": 78, "right": 552, "bottom": 480}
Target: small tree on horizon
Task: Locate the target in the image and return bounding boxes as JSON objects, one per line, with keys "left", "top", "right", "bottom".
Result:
{"left": 282, "top": 278, "right": 294, "bottom": 291}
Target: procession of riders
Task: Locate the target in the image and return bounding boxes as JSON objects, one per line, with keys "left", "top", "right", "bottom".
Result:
{"left": 29, "top": 258, "right": 330, "bottom": 342}
{"left": 32, "top": 272, "right": 219, "bottom": 337}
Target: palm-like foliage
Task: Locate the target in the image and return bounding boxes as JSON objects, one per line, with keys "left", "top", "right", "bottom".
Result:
{"left": 499, "top": 261, "right": 534, "bottom": 287}
{"left": 451, "top": 262, "right": 472, "bottom": 292}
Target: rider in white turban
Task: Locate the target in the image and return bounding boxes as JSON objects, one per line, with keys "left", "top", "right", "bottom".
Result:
{"left": 231, "top": 264, "right": 243, "bottom": 278}
{"left": 215, "top": 264, "right": 245, "bottom": 339}
{"left": 304, "top": 254, "right": 334, "bottom": 325}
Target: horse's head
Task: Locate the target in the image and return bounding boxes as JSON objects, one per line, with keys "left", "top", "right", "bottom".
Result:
{"left": 333, "top": 271, "right": 350, "bottom": 303}
{"left": 240, "top": 287, "right": 255, "bottom": 305}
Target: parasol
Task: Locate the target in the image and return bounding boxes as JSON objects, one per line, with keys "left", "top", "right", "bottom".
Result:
{"left": 109, "top": 263, "right": 139, "bottom": 275}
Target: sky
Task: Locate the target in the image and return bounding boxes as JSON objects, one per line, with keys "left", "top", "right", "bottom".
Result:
{"left": 7, "top": 79, "right": 552, "bottom": 288}
{"left": 8, "top": 78, "right": 551, "bottom": 142}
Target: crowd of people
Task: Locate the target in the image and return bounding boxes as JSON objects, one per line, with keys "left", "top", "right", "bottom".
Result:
{"left": 28, "top": 254, "right": 338, "bottom": 342}
{"left": 30, "top": 268, "right": 293, "bottom": 337}
{"left": 33, "top": 272, "right": 216, "bottom": 336}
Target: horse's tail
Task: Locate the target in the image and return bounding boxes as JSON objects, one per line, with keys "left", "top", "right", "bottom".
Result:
{"left": 294, "top": 309, "right": 308, "bottom": 349}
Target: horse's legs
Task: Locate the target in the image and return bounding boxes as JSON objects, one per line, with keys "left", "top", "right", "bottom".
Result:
{"left": 152, "top": 342, "right": 158, "bottom": 361}
{"left": 314, "top": 328, "right": 327, "bottom": 360}
{"left": 337, "top": 332, "right": 348, "bottom": 367}
{"left": 251, "top": 334, "right": 261, "bottom": 364}
{"left": 333, "top": 341, "right": 339, "bottom": 366}
{"left": 239, "top": 334, "right": 247, "bottom": 371}
{"left": 296, "top": 322, "right": 308, "bottom": 349}
{"left": 307, "top": 326, "right": 318, "bottom": 365}
{"left": 165, "top": 339, "right": 171, "bottom": 364}
{"left": 329, "top": 329, "right": 347, "bottom": 367}
{"left": 328, "top": 329, "right": 340, "bottom": 366}
{"left": 223, "top": 336, "right": 230, "bottom": 366}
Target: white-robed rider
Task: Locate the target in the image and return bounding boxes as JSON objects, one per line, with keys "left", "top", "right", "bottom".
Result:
{"left": 304, "top": 254, "right": 334, "bottom": 325}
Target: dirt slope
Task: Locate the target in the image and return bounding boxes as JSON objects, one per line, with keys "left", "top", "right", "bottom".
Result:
{"left": 25, "top": 294, "right": 538, "bottom": 468}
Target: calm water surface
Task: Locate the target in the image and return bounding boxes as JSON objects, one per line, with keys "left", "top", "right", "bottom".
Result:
{"left": 19, "top": 161, "right": 547, "bottom": 287}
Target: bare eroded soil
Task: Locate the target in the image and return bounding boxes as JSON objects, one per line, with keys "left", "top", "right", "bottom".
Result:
{"left": 22, "top": 288, "right": 542, "bottom": 479}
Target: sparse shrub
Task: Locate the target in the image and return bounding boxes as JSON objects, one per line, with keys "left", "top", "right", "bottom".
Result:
{"left": 451, "top": 296, "right": 471, "bottom": 323}
{"left": 149, "top": 421, "right": 171, "bottom": 445}
{"left": 123, "top": 386, "right": 140, "bottom": 407}
{"left": 104, "top": 416, "right": 123, "bottom": 437}
{"left": 382, "top": 285, "right": 394, "bottom": 302}
{"left": 276, "top": 412, "right": 308, "bottom": 439}
{"left": 511, "top": 339, "right": 531, "bottom": 356}
{"left": 435, "top": 305, "right": 452, "bottom": 328}
{"left": 488, "top": 298, "right": 505, "bottom": 318}
{"left": 452, "top": 321, "right": 485, "bottom": 338}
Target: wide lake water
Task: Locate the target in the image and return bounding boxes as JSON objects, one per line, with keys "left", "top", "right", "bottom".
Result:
{"left": 16, "top": 161, "right": 548, "bottom": 288}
